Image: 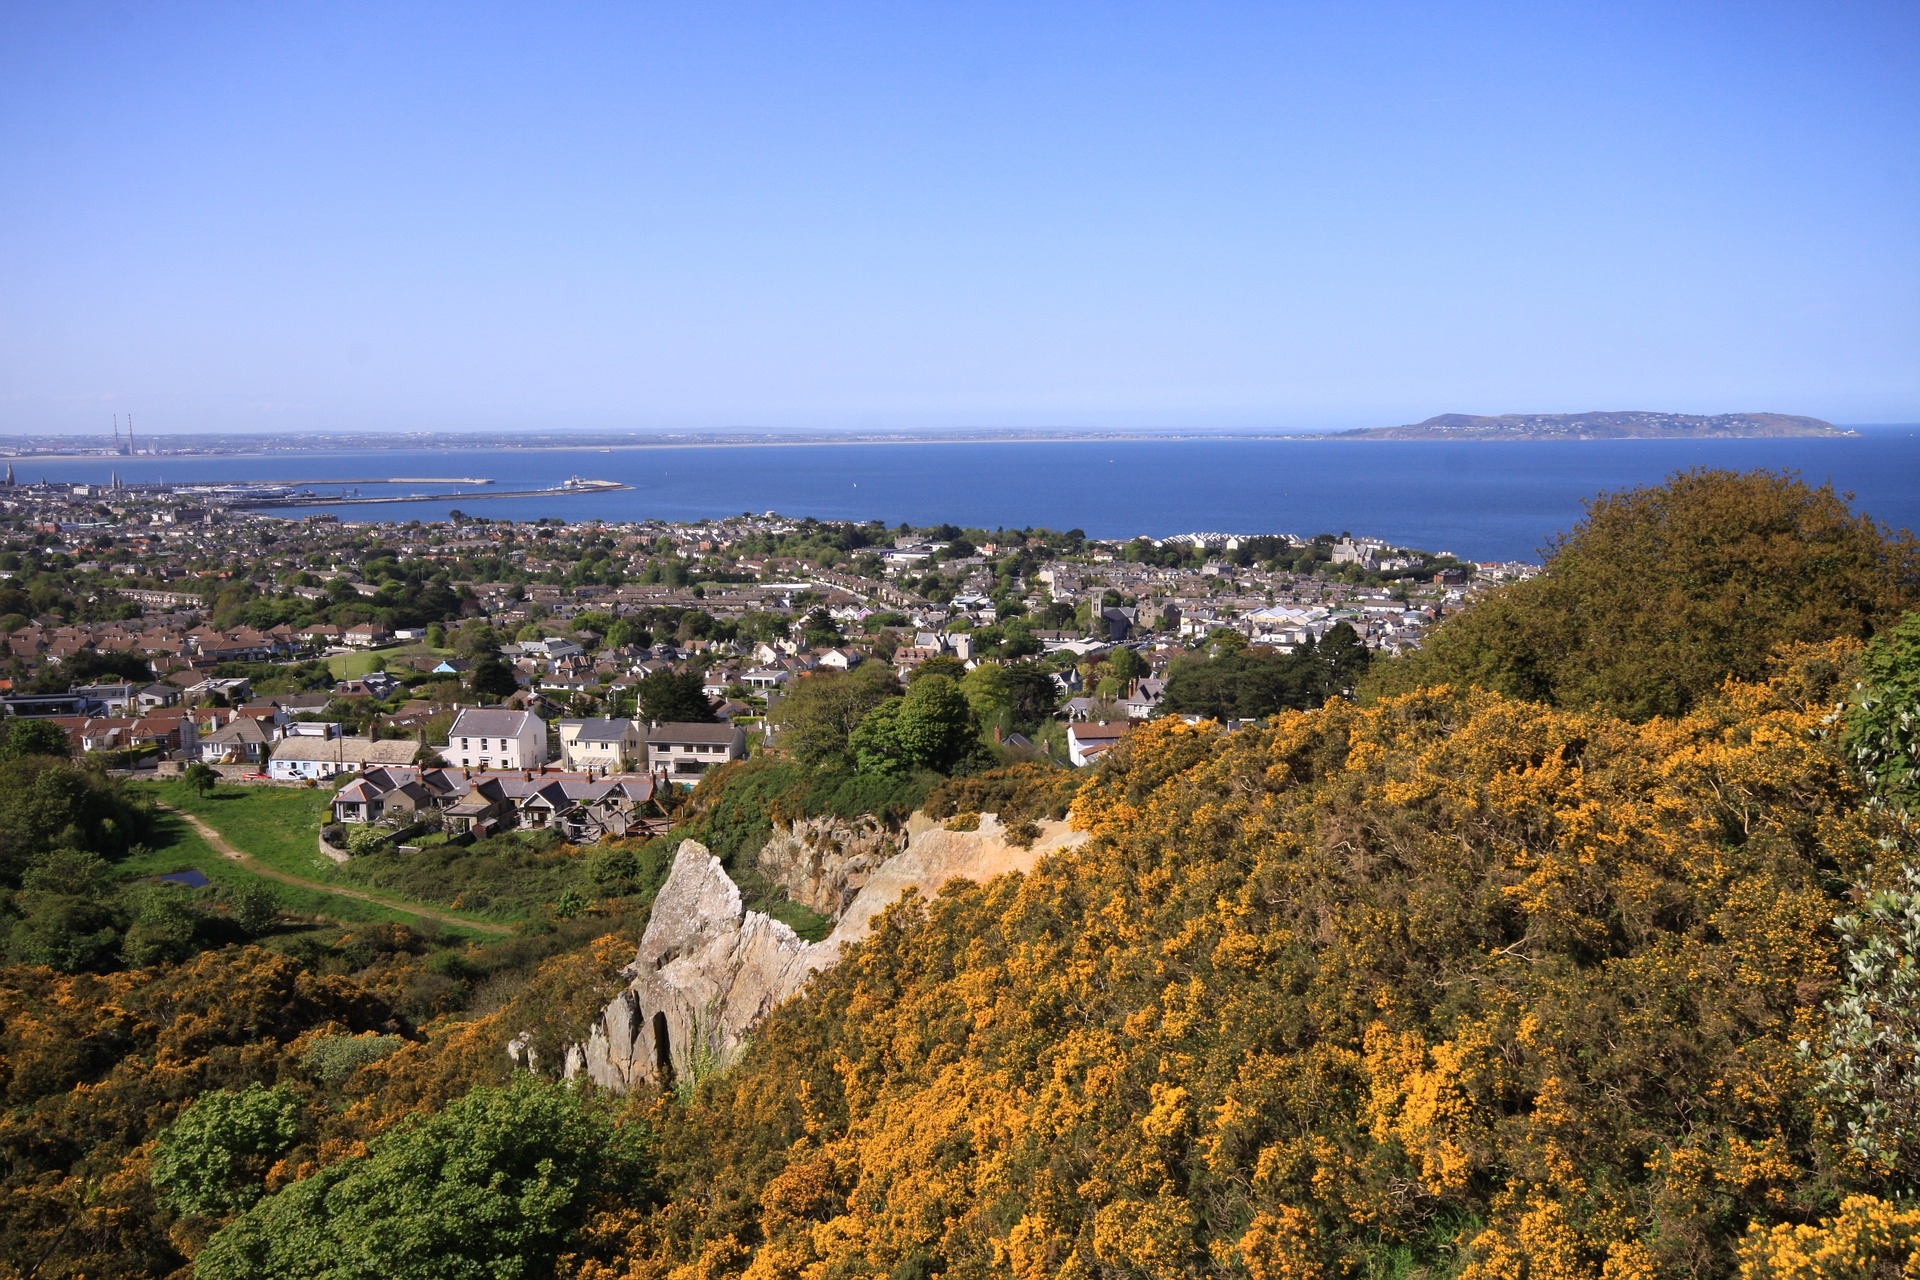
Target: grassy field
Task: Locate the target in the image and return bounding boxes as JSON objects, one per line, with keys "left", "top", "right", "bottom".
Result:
{"left": 325, "top": 643, "right": 456, "bottom": 681}
{"left": 127, "top": 780, "right": 503, "bottom": 935}
{"left": 117, "top": 808, "right": 431, "bottom": 929}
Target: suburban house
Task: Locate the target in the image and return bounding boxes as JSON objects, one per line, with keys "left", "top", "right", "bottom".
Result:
{"left": 446, "top": 706, "right": 548, "bottom": 770}
{"left": 645, "top": 721, "right": 747, "bottom": 779}
{"left": 556, "top": 717, "right": 644, "bottom": 772}
{"left": 268, "top": 735, "right": 420, "bottom": 781}
{"left": 197, "top": 715, "right": 273, "bottom": 765}
{"left": 343, "top": 622, "right": 392, "bottom": 648}
{"left": 1067, "top": 720, "right": 1133, "bottom": 767}
{"left": 331, "top": 765, "right": 662, "bottom": 843}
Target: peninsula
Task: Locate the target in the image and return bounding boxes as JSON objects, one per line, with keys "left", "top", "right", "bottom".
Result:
{"left": 1338, "top": 410, "right": 1851, "bottom": 440}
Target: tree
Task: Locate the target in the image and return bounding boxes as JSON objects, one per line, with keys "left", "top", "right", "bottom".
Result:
{"left": 184, "top": 761, "right": 219, "bottom": 798}
{"left": 637, "top": 669, "right": 716, "bottom": 724}
{"left": 1368, "top": 469, "right": 1920, "bottom": 720}
{"left": 151, "top": 1083, "right": 303, "bottom": 1217}
{"left": 466, "top": 654, "right": 521, "bottom": 702}
{"left": 224, "top": 880, "right": 280, "bottom": 934}
{"left": 1846, "top": 611, "right": 1920, "bottom": 813}
{"left": 195, "top": 1076, "right": 653, "bottom": 1280}
{"left": 772, "top": 666, "right": 902, "bottom": 766}
{"left": 851, "top": 674, "right": 979, "bottom": 775}
{"left": 1808, "top": 861, "right": 1920, "bottom": 1187}
{"left": 0, "top": 718, "right": 72, "bottom": 760}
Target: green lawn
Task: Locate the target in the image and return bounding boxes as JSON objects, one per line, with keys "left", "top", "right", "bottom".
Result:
{"left": 117, "top": 809, "right": 429, "bottom": 929}
{"left": 326, "top": 643, "right": 454, "bottom": 680}
{"left": 127, "top": 781, "right": 500, "bottom": 935}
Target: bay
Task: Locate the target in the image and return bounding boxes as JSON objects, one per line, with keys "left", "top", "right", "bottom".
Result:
{"left": 31, "top": 427, "right": 1920, "bottom": 563}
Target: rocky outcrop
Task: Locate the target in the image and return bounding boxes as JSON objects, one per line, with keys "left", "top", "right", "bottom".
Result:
{"left": 572, "top": 839, "right": 822, "bottom": 1092}
{"left": 569, "top": 814, "right": 1084, "bottom": 1092}
{"left": 756, "top": 814, "right": 898, "bottom": 919}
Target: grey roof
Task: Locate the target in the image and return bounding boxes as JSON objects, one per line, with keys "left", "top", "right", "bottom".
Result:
{"left": 273, "top": 736, "right": 420, "bottom": 765}
{"left": 449, "top": 708, "right": 539, "bottom": 736}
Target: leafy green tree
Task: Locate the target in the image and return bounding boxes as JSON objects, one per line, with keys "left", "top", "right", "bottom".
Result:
{"left": 0, "top": 718, "right": 72, "bottom": 760}
{"left": 851, "top": 674, "right": 978, "bottom": 775}
{"left": 1106, "top": 646, "right": 1148, "bottom": 685}
{"left": 771, "top": 666, "right": 902, "bottom": 766}
{"left": 7, "top": 848, "right": 124, "bottom": 970}
{"left": 195, "top": 1075, "right": 653, "bottom": 1280}
{"left": 184, "top": 761, "right": 219, "bottom": 797}
{"left": 151, "top": 1083, "right": 303, "bottom": 1217}
{"left": 1368, "top": 469, "right": 1920, "bottom": 720}
{"left": 119, "top": 882, "right": 202, "bottom": 967}
{"left": 466, "top": 653, "right": 521, "bottom": 702}
{"left": 637, "top": 669, "right": 716, "bottom": 724}
{"left": 224, "top": 879, "right": 280, "bottom": 934}
{"left": 1846, "top": 612, "right": 1920, "bottom": 813}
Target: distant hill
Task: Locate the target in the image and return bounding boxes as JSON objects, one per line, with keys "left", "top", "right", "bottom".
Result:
{"left": 1341, "top": 411, "right": 1851, "bottom": 440}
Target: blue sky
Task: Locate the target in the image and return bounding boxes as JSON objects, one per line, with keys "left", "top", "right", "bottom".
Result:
{"left": 1, "top": 2, "right": 1914, "bottom": 435}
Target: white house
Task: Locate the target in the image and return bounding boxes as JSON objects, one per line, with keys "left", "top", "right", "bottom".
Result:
{"left": 447, "top": 707, "right": 548, "bottom": 770}
{"left": 556, "top": 717, "right": 644, "bottom": 772}
{"left": 1067, "top": 720, "right": 1132, "bottom": 767}
{"left": 268, "top": 735, "right": 421, "bottom": 781}
{"left": 645, "top": 721, "right": 747, "bottom": 780}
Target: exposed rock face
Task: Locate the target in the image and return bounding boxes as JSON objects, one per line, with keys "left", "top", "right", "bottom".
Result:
{"left": 756, "top": 814, "right": 898, "bottom": 919}
{"left": 569, "top": 814, "right": 1083, "bottom": 1092}
{"left": 574, "top": 840, "right": 822, "bottom": 1092}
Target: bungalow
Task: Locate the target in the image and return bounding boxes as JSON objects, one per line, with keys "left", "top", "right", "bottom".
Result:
{"left": 197, "top": 715, "right": 273, "bottom": 765}
{"left": 268, "top": 735, "right": 420, "bottom": 781}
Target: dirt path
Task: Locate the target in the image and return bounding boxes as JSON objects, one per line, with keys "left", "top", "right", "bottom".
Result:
{"left": 157, "top": 803, "right": 513, "bottom": 936}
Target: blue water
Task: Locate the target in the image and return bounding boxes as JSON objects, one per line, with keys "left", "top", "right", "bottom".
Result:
{"left": 33, "top": 427, "right": 1920, "bottom": 563}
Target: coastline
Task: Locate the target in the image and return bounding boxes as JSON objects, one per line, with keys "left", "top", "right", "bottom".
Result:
{"left": 0, "top": 430, "right": 1883, "bottom": 465}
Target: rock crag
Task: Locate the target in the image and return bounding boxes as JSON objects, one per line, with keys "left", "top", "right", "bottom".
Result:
{"left": 755, "top": 813, "right": 898, "bottom": 919}
{"left": 568, "top": 813, "right": 1082, "bottom": 1091}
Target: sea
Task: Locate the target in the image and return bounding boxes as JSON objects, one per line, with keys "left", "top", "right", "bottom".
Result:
{"left": 28, "top": 426, "right": 1920, "bottom": 564}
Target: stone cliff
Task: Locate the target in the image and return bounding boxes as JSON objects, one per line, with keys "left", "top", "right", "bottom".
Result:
{"left": 754, "top": 813, "right": 898, "bottom": 918}
{"left": 566, "top": 812, "right": 1083, "bottom": 1091}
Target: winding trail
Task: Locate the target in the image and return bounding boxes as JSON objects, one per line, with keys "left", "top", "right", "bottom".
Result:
{"left": 156, "top": 802, "right": 513, "bottom": 935}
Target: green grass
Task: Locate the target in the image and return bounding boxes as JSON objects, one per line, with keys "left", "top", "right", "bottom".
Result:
{"left": 325, "top": 643, "right": 453, "bottom": 681}
{"left": 118, "top": 810, "right": 429, "bottom": 929}
{"left": 127, "top": 781, "right": 500, "bottom": 936}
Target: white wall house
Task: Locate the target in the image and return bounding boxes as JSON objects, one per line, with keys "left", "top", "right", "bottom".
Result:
{"left": 556, "top": 717, "right": 644, "bottom": 772}
{"left": 447, "top": 707, "right": 548, "bottom": 770}
{"left": 268, "top": 736, "right": 420, "bottom": 781}
{"left": 645, "top": 722, "right": 747, "bottom": 779}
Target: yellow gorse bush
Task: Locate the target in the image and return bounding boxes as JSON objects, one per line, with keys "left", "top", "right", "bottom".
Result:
{"left": 597, "top": 644, "right": 1909, "bottom": 1279}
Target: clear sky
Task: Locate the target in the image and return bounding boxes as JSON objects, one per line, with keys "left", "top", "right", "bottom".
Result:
{"left": 1, "top": 2, "right": 1915, "bottom": 435}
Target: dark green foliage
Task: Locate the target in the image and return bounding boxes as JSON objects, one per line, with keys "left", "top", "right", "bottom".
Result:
{"left": 637, "top": 668, "right": 717, "bottom": 723}
{"left": 151, "top": 1083, "right": 303, "bottom": 1217}
{"left": 771, "top": 665, "right": 903, "bottom": 767}
{"left": 1162, "top": 621, "right": 1372, "bottom": 720}
{"left": 850, "top": 674, "right": 980, "bottom": 775}
{"left": 0, "top": 756, "right": 148, "bottom": 887}
{"left": 195, "top": 1075, "right": 654, "bottom": 1280}
{"left": 673, "top": 756, "right": 937, "bottom": 872}
{"left": 337, "top": 830, "right": 586, "bottom": 921}
{"left": 1846, "top": 611, "right": 1920, "bottom": 812}
{"left": 0, "top": 718, "right": 72, "bottom": 760}
{"left": 466, "top": 653, "right": 521, "bottom": 701}
{"left": 1367, "top": 469, "right": 1920, "bottom": 720}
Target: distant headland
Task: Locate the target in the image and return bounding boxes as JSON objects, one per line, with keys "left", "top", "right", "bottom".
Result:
{"left": 1336, "top": 411, "right": 1852, "bottom": 440}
